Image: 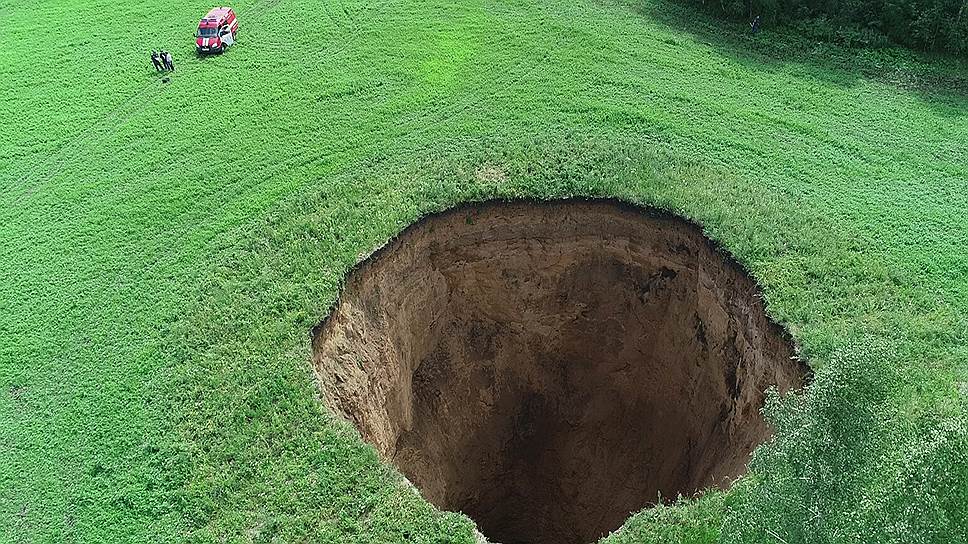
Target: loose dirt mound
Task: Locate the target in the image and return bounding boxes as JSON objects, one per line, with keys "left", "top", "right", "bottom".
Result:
{"left": 312, "top": 199, "right": 807, "bottom": 544}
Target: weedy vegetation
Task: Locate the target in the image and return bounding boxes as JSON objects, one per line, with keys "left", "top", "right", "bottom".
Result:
{"left": 1, "top": 0, "right": 966, "bottom": 542}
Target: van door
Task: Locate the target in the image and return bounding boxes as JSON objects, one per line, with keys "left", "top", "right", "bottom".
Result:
{"left": 219, "top": 25, "right": 235, "bottom": 46}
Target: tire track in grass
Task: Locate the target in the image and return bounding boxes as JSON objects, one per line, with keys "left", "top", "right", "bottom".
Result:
{"left": 249, "top": 0, "right": 552, "bottom": 180}
{"left": 143, "top": 15, "right": 556, "bottom": 522}
{"left": 213, "top": 0, "right": 398, "bottom": 180}
{"left": 6, "top": 0, "right": 294, "bottom": 210}
{"left": 320, "top": 0, "right": 356, "bottom": 34}
{"left": 3, "top": 0, "right": 297, "bottom": 209}
{"left": 358, "top": 0, "right": 558, "bottom": 140}
{"left": 389, "top": 27, "right": 552, "bottom": 142}
{"left": 5, "top": 83, "right": 168, "bottom": 209}
{"left": 6, "top": 82, "right": 156, "bottom": 184}
{"left": 337, "top": 0, "right": 360, "bottom": 30}
{"left": 11, "top": 0, "right": 501, "bottom": 246}
{"left": 4, "top": 0, "right": 460, "bottom": 212}
{"left": 244, "top": 0, "right": 356, "bottom": 55}
{"left": 247, "top": 52, "right": 539, "bottom": 184}
{"left": 2, "top": 10, "right": 376, "bottom": 539}
{"left": 5, "top": 0, "right": 534, "bottom": 212}
{"left": 9, "top": 2, "right": 547, "bottom": 538}
{"left": 10, "top": 0, "right": 368, "bottom": 225}
{"left": 243, "top": 0, "right": 282, "bottom": 20}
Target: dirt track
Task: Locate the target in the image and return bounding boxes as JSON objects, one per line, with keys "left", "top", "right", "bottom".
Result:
{"left": 313, "top": 199, "right": 807, "bottom": 544}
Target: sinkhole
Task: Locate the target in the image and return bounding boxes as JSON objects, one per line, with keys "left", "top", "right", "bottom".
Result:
{"left": 312, "top": 199, "right": 807, "bottom": 544}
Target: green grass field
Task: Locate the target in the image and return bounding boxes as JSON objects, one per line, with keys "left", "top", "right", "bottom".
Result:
{"left": 2, "top": 0, "right": 967, "bottom": 542}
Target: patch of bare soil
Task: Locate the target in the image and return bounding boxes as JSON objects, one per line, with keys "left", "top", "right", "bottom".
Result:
{"left": 312, "top": 199, "right": 807, "bottom": 544}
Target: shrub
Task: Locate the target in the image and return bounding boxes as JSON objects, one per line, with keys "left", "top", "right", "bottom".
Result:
{"left": 723, "top": 340, "right": 968, "bottom": 543}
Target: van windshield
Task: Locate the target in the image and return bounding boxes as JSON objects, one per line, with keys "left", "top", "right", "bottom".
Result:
{"left": 198, "top": 27, "right": 218, "bottom": 36}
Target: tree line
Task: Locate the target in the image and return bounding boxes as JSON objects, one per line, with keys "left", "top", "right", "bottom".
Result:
{"left": 686, "top": 0, "right": 968, "bottom": 55}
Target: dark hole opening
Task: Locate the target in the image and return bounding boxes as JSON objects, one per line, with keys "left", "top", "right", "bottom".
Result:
{"left": 313, "top": 199, "right": 806, "bottom": 544}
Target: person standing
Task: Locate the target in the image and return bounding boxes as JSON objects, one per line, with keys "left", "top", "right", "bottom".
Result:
{"left": 164, "top": 50, "right": 175, "bottom": 71}
{"left": 750, "top": 15, "right": 762, "bottom": 35}
{"left": 150, "top": 51, "right": 163, "bottom": 71}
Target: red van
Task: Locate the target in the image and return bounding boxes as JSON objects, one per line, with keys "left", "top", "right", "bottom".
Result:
{"left": 195, "top": 7, "right": 238, "bottom": 54}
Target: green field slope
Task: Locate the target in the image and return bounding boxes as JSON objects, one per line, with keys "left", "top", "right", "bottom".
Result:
{"left": 1, "top": 0, "right": 966, "bottom": 542}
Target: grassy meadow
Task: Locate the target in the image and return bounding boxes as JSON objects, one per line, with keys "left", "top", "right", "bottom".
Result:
{"left": 1, "top": 0, "right": 967, "bottom": 542}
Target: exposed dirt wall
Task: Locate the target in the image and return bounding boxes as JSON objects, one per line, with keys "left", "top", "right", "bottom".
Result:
{"left": 312, "top": 199, "right": 807, "bottom": 544}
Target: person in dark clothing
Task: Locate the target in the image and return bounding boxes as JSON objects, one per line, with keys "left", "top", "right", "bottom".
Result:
{"left": 150, "top": 51, "right": 163, "bottom": 71}
{"left": 750, "top": 15, "right": 762, "bottom": 34}
{"left": 163, "top": 50, "right": 175, "bottom": 71}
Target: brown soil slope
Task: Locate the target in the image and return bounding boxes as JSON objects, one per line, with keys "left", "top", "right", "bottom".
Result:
{"left": 312, "top": 199, "right": 806, "bottom": 544}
